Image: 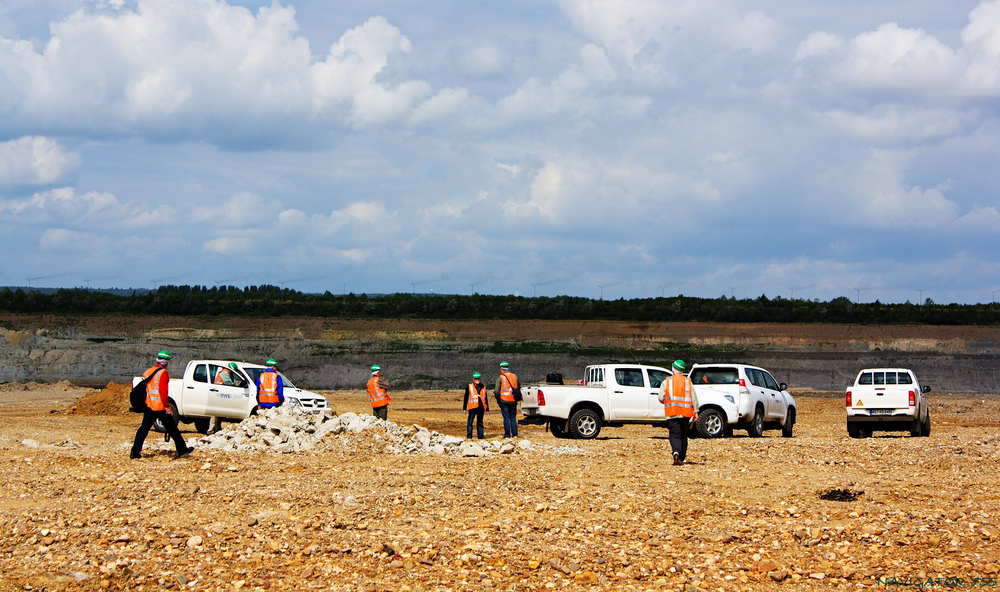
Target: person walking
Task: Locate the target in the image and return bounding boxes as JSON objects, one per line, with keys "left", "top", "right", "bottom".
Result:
{"left": 658, "top": 359, "right": 699, "bottom": 466}
{"left": 494, "top": 361, "right": 519, "bottom": 438}
{"left": 257, "top": 358, "right": 284, "bottom": 409}
{"left": 130, "top": 350, "right": 194, "bottom": 459}
{"left": 367, "top": 364, "right": 391, "bottom": 421}
{"left": 463, "top": 371, "right": 489, "bottom": 439}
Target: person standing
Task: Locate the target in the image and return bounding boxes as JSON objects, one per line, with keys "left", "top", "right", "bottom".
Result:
{"left": 658, "top": 359, "right": 699, "bottom": 466}
{"left": 367, "top": 364, "right": 391, "bottom": 421}
{"left": 494, "top": 361, "right": 519, "bottom": 438}
{"left": 463, "top": 371, "right": 489, "bottom": 439}
{"left": 130, "top": 350, "right": 194, "bottom": 459}
{"left": 257, "top": 358, "right": 284, "bottom": 409}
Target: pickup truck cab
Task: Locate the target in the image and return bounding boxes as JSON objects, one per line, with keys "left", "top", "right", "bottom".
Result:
{"left": 846, "top": 368, "right": 930, "bottom": 438}
{"left": 135, "top": 360, "right": 329, "bottom": 434}
{"left": 521, "top": 364, "right": 671, "bottom": 439}
{"left": 688, "top": 363, "right": 796, "bottom": 438}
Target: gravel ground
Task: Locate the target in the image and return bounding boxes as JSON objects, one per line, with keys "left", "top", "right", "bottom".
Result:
{"left": 1, "top": 385, "right": 999, "bottom": 591}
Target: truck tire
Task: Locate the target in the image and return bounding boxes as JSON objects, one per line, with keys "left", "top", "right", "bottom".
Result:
{"left": 549, "top": 420, "right": 570, "bottom": 439}
{"left": 194, "top": 418, "right": 211, "bottom": 434}
{"left": 569, "top": 408, "right": 602, "bottom": 439}
{"left": 847, "top": 424, "right": 869, "bottom": 439}
{"left": 921, "top": 412, "right": 931, "bottom": 437}
{"left": 747, "top": 406, "right": 764, "bottom": 438}
{"left": 781, "top": 408, "right": 795, "bottom": 438}
{"left": 697, "top": 409, "right": 726, "bottom": 438}
{"left": 153, "top": 401, "right": 182, "bottom": 433}
{"left": 909, "top": 417, "right": 923, "bottom": 437}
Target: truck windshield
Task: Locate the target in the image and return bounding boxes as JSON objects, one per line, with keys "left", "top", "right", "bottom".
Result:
{"left": 690, "top": 368, "right": 738, "bottom": 385}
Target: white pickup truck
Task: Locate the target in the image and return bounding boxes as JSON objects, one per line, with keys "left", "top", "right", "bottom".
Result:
{"left": 846, "top": 367, "right": 931, "bottom": 438}
{"left": 520, "top": 364, "right": 671, "bottom": 439}
{"left": 521, "top": 362, "right": 796, "bottom": 440}
{"left": 133, "top": 360, "right": 329, "bottom": 434}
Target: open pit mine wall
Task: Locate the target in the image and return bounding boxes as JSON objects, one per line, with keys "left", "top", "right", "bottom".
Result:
{"left": 2, "top": 328, "right": 1000, "bottom": 393}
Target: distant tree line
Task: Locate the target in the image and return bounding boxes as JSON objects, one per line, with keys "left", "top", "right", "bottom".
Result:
{"left": 0, "top": 285, "right": 998, "bottom": 325}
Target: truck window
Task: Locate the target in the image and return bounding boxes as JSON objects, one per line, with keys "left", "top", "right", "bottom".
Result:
{"left": 873, "top": 372, "right": 885, "bottom": 385}
{"left": 858, "top": 372, "right": 872, "bottom": 385}
{"left": 690, "top": 368, "right": 738, "bottom": 384}
{"left": 761, "top": 371, "right": 780, "bottom": 391}
{"left": 885, "top": 372, "right": 897, "bottom": 385}
{"left": 193, "top": 364, "right": 208, "bottom": 383}
{"left": 615, "top": 369, "right": 645, "bottom": 387}
{"left": 897, "top": 372, "right": 913, "bottom": 385}
{"left": 648, "top": 370, "right": 667, "bottom": 388}
{"left": 747, "top": 368, "right": 765, "bottom": 388}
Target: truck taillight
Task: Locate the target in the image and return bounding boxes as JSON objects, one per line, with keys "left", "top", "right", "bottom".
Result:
{"left": 537, "top": 390, "right": 545, "bottom": 406}
{"left": 908, "top": 391, "right": 915, "bottom": 406}
{"left": 846, "top": 391, "right": 852, "bottom": 406}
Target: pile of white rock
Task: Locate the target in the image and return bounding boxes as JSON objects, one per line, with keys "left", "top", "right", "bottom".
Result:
{"left": 196, "top": 406, "right": 584, "bottom": 456}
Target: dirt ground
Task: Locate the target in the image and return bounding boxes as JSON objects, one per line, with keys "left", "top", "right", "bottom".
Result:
{"left": 1, "top": 384, "right": 999, "bottom": 592}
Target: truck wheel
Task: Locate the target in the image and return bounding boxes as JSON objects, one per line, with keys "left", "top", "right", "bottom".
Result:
{"left": 921, "top": 412, "right": 931, "bottom": 437}
{"left": 847, "top": 424, "right": 869, "bottom": 439}
{"left": 153, "top": 401, "right": 181, "bottom": 433}
{"left": 697, "top": 409, "right": 726, "bottom": 438}
{"left": 549, "top": 420, "right": 570, "bottom": 439}
{"left": 781, "top": 408, "right": 795, "bottom": 438}
{"left": 909, "top": 418, "right": 923, "bottom": 437}
{"left": 569, "top": 409, "right": 602, "bottom": 439}
{"left": 747, "top": 407, "right": 764, "bottom": 438}
{"left": 194, "top": 418, "right": 211, "bottom": 434}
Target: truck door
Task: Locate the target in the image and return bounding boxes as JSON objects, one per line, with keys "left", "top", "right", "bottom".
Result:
{"left": 646, "top": 369, "right": 668, "bottom": 419}
{"left": 183, "top": 363, "right": 213, "bottom": 416}
{"left": 205, "top": 363, "right": 251, "bottom": 418}
{"left": 610, "top": 367, "right": 650, "bottom": 420}
{"left": 759, "top": 370, "right": 785, "bottom": 419}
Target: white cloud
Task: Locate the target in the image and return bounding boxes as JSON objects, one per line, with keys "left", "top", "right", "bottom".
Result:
{"left": 202, "top": 235, "right": 253, "bottom": 255}
{"left": 794, "top": 31, "right": 843, "bottom": 61}
{"left": 850, "top": 150, "right": 959, "bottom": 229}
{"left": 0, "top": 136, "right": 79, "bottom": 188}
{"left": 556, "top": 0, "right": 780, "bottom": 64}
{"left": 823, "top": 106, "right": 975, "bottom": 144}
{"left": 0, "top": 2, "right": 434, "bottom": 141}
{"left": 39, "top": 228, "right": 98, "bottom": 250}
{"left": 0, "top": 187, "right": 118, "bottom": 219}
{"left": 458, "top": 45, "right": 507, "bottom": 78}
{"left": 409, "top": 87, "right": 470, "bottom": 125}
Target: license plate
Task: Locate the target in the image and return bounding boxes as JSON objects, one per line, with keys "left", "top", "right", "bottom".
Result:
{"left": 869, "top": 409, "right": 893, "bottom": 416}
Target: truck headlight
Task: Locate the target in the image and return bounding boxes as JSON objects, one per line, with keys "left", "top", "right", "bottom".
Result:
{"left": 287, "top": 398, "right": 302, "bottom": 407}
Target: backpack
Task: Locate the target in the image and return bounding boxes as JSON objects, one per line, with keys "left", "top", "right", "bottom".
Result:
{"left": 129, "top": 367, "right": 162, "bottom": 413}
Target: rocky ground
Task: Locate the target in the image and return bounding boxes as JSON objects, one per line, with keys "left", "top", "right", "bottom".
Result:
{"left": 1, "top": 383, "right": 999, "bottom": 592}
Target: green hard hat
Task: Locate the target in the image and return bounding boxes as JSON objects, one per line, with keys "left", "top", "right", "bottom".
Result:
{"left": 472, "top": 371, "right": 482, "bottom": 378}
{"left": 228, "top": 362, "right": 239, "bottom": 371}
{"left": 672, "top": 359, "right": 686, "bottom": 371}
{"left": 266, "top": 358, "right": 277, "bottom": 366}
{"left": 499, "top": 361, "right": 509, "bottom": 368}
{"left": 156, "top": 350, "right": 172, "bottom": 360}
{"left": 371, "top": 364, "right": 381, "bottom": 371}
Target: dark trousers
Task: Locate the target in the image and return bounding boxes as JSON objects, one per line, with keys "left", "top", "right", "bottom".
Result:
{"left": 373, "top": 405, "right": 388, "bottom": 421}
{"left": 666, "top": 417, "right": 691, "bottom": 462}
{"left": 467, "top": 406, "right": 486, "bottom": 439}
{"left": 499, "top": 400, "right": 518, "bottom": 438}
{"left": 132, "top": 409, "right": 187, "bottom": 456}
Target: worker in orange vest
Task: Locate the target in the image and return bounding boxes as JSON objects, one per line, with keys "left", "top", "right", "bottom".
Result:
{"left": 257, "top": 358, "right": 284, "bottom": 409}
{"left": 214, "top": 362, "right": 239, "bottom": 385}
{"left": 463, "top": 371, "right": 489, "bottom": 439}
{"left": 658, "top": 359, "right": 700, "bottom": 466}
{"left": 494, "top": 360, "right": 519, "bottom": 438}
{"left": 130, "top": 350, "right": 194, "bottom": 459}
{"left": 367, "top": 364, "right": 391, "bottom": 420}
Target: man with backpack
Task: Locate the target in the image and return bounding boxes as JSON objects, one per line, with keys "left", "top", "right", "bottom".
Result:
{"left": 130, "top": 350, "right": 194, "bottom": 459}
{"left": 494, "top": 361, "right": 520, "bottom": 438}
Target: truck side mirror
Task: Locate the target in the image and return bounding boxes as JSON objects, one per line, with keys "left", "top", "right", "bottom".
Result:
{"left": 779, "top": 383, "right": 787, "bottom": 391}
{"left": 922, "top": 385, "right": 931, "bottom": 393}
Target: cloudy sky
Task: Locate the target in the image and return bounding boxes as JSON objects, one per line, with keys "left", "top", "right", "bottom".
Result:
{"left": 1, "top": 0, "right": 998, "bottom": 303}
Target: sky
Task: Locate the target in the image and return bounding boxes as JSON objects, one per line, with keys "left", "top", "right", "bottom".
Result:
{"left": 0, "top": 0, "right": 998, "bottom": 304}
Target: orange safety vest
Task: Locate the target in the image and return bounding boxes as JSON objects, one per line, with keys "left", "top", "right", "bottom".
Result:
{"left": 466, "top": 382, "right": 488, "bottom": 410}
{"left": 663, "top": 373, "right": 695, "bottom": 418}
{"left": 259, "top": 370, "right": 280, "bottom": 406}
{"left": 499, "top": 371, "right": 519, "bottom": 403}
{"left": 214, "top": 369, "right": 229, "bottom": 385}
{"left": 144, "top": 365, "right": 169, "bottom": 412}
{"left": 367, "top": 375, "right": 390, "bottom": 408}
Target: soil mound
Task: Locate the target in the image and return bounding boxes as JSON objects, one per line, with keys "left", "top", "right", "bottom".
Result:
{"left": 67, "top": 382, "right": 132, "bottom": 416}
